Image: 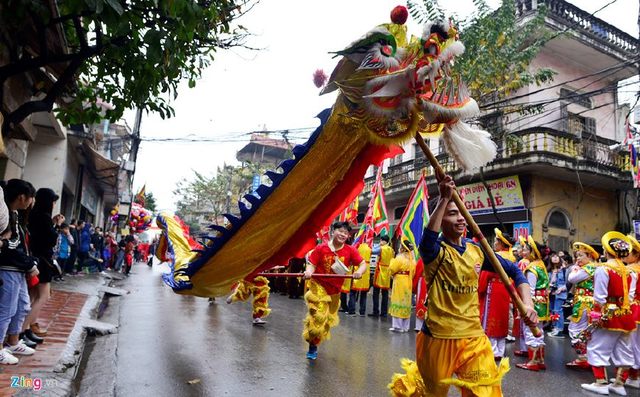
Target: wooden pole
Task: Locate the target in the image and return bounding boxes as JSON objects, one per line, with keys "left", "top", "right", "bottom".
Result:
{"left": 257, "top": 272, "right": 353, "bottom": 279}
{"left": 415, "top": 132, "right": 542, "bottom": 336}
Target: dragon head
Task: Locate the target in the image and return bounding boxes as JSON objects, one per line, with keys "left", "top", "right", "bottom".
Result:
{"left": 322, "top": 7, "right": 495, "bottom": 169}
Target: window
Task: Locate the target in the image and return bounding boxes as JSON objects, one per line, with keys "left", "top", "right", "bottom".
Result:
{"left": 560, "top": 88, "right": 593, "bottom": 109}
{"left": 548, "top": 210, "right": 569, "bottom": 229}
{"left": 561, "top": 104, "right": 596, "bottom": 137}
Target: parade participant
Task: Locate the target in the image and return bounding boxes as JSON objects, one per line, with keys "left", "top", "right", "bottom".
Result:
{"left": 388, "top": 241, "right": 416, "bottom": 332}
{"left": 348, "top": 242, "right": 371, "bottom": 316}
{"left": 390, "top": 175, "right": 537, "bottom": 396}
{"left": 581, "top": 231, "right": 637, "bottom": 395}
{"left": 565, "top": 241, "right": 600, "bottom": 370}
{"left": 623, "top": 234, "right": 640, "bottom": 389}
{"left": 226, "top": 276, "right": 271, "bottom": 325}
{"left": 478, "top": 228, "right": 515, "bottom": 361}
{"left": 548, "top": 252, "right": 568, "bottom": 337}
{"left": 513, "top": 236, "right": 531, "bottom": 357}
{"left": 303, "top": 221, "right": 366, "bottom": 360}
{"left": 413, "top": 257, "right": 427, "bottom": 332}
{"left": 370, "top": 235, "right": 395, "bottom": 318}
{"left": 516, "top": 235, "right": 549, "bottom": 371}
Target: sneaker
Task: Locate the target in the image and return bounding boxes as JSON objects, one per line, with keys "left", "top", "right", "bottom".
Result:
{"left": 225, "top": 295, "right": 233, "bottom": 304}
{"left": 358, "top": 313, "right": 366, "bottom": 317}
{"left": 506, "top": 335, "right": 516, "bottom": 342}
{"left": 347, "top": 312, "right": 356, "bottom": 316}
{"left": 18, "top": 334, "right": 36, "bottom": 349}
{"left": 548, "top": 332, "right": 565, "bottom": 339}
{"left": 609, "top": 384, "right": 627, "bottom": 396}
{"left": 389, "top": 327, "right": 399, "bottom": 332}
{"left": 306, "top": 344, "right": 318, "bottom": 360}
{"left": 0, "top": 349, "right": 18, "bottom": 365}
{"left": 99, "top": 271, "right": 108, "bottom": 276}
{"left": 252, "top": 318, "right": 266, "bottom": 325}
{"left": 6, "top": 341, "right": 35, "bottom": 356}
{"left": 581, "top": 382, "right": 610, "bottom": 395}
{"left": 625, "top": 379, "right": 640, "bottom": 389}
{"left": 367, "top": 313, "right": 379, "bottom": 318}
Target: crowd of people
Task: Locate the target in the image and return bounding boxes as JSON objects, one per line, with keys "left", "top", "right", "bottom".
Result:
{"left": 0, "top": 179, "right": 153, "bottom": 366}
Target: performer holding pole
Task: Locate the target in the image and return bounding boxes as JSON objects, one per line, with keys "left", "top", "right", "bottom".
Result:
{"left": 302, "top": 221, "right": 367, "bottom": 360}
{"left": 226, "top": 276, "right": 272, "bottom": 326}
{"left": 390, "top": 175, "right": 537, "bottom": 396}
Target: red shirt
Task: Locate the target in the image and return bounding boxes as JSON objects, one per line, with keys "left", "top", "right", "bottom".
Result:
{"left": 308, "top": 243, "right": 364, "bottom": 295}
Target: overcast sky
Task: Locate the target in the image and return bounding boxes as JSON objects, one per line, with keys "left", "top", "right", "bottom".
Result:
{"left": 127, "top": 0, "right": 639, "bottom": 212}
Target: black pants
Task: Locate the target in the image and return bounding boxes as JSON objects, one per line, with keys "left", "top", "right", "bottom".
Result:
{"left": 348, "top": 290, "right": 367, "bottom": 314}
{"left": 371, "top": 287, "right": 389, "bottom": 316}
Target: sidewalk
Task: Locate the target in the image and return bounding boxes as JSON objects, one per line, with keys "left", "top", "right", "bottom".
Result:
{"left": 0, "top": 273, "right": 116, "bottom": 396}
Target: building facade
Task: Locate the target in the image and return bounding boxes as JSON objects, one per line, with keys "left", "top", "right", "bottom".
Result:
{"left": 363, "top": 0, "right": 639, "bottom": 252}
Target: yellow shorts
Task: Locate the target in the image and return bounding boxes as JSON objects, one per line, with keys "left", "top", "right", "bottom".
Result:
{"left": 416, "top": 333, "right": 506, "bottom": 397}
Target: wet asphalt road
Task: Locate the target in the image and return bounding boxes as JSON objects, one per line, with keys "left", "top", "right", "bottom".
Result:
{"left": 113, "top": 264, "right": 637, "bottom": 397}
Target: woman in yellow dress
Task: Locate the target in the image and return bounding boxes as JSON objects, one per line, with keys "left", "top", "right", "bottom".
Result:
{"left": 389, "top": 241, "right": 416, "bottom": 332}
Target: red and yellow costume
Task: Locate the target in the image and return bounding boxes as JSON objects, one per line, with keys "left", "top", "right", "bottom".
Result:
{"left": 227, "top": 276, "right": 271, "bottom": 320}
{"left": 413, "top": 259, "right": 428, "bottom": 331}
{"left": 303, "top": 243, "right": 363, "bottom": 346}
{"left": 581, "top": 232, "right": 637, "bottom": 395}
{"left": 478, "top": 228, "right": 515, "bottom": 359}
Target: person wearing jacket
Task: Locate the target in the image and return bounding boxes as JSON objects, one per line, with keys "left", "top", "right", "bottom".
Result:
{"left": 23, "top": 188, "right": 62, "bottom": 343}
{"left": 0, "top": 179, "right": 38, "bottom": 364}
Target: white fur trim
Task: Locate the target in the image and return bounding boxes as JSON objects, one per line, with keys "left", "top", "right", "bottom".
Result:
{"left": 441, "top": 121, "right": 497, "bottom": 170}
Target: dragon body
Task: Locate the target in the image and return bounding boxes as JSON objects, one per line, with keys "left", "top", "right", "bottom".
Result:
{"left": 158, "top": 6, "right": 496, "bottom": 297}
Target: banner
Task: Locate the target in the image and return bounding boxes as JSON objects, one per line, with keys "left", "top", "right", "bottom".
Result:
{"left": 395, "top": 174, "right": 429, "bottom": 258}
{"left": 457, "top": 175, "right": 525, "bottom": 216}
{"left": 513, "top": 222, "right": 531, "bottom": 241}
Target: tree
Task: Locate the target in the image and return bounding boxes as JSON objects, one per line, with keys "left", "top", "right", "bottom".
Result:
{"left": 408, "top": 0, "right": 555, "bottom": 117}
{"left": 0, "top": 0, "right": 258, "bottom": 134}
{"left": 144, "top": 192, "right": 157, "bottom": 213}
{"left": 173, "top": 161, "right": 270, "bottom": 225}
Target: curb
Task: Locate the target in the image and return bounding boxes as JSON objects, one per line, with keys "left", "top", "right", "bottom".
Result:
{"left": 15, "top": 276, "right": 117, "bottom": 397}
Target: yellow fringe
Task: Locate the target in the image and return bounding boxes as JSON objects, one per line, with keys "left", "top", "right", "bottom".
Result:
{"left": 388, "top": 359, "right": 427, "bottom": 397}
{"left": 251, "top": 276, "right": 271, "bottom": 318}
{"left": 440, "top": 357, "right": 510, "bottom": 390}
{"left": 302, "top": 280, "right": 338, "bottom": 345}
{"left": 229, "top": 280, "right": 251, "bottom": 303}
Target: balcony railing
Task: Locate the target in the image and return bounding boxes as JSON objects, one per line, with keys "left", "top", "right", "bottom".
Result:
{"left": 364, "top": 127, "right": 632, "bottom": 193}
{"left": 517, "top": 0, "right": 638, "bottom": 54}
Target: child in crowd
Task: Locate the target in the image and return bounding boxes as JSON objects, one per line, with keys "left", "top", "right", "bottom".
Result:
{"left": 54, "top": 223, "right": 74, "bottom": 280}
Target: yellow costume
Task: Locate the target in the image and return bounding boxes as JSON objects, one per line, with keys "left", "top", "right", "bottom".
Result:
{"left": 390, "top": 231, "right": 512, "bottom": 397}
{"left": 302, "top": 279, "right": 341, "bottom": 345}
{"left": 389, "top": 252, "right": 415, "bottom": 319}
{"left": 374, "top": 244, "right": 395, "bottom": 288}
{"left": 352, "top": 244, "right": 371, "bottom": 291}
{"left": 228, "top": 276, "right": 271, "bottom": 319}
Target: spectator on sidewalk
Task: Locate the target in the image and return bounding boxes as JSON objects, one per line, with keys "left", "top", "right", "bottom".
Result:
{"left": 123, "top": 235, "right": 136, "bottom": 275}
{"left": 114, "top": 236, "right": 126, "bottom": 271}
{"left": 76, "top": 220, "right": 92, "bottom": 268}
{"left": 0, "top": 179, "right": 38, "bottom": 364}
{"left": 91, "top": 227, "right": 105, "bottom": 260}
{"left": 53, "top": 223, "right": 74, "bottom": 281}
{"left": 67, "top": 219, "right": 79, "bottom": 274}
{"left": 24, "top": 188, "right": 62, "bottom": 345}
{"left": 81, "top": 246, "right": 106, "bottom": 275}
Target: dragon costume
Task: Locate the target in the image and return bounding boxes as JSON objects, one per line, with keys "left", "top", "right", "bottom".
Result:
{"left": 158, "top": 6, "right": 496, "bottom": 299}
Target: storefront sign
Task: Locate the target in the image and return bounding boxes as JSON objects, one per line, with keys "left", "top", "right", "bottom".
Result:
{"left": 512, "top": 222, "right": 531, "bottom": 241}
{"left": 458, "top": 175, "right": 525, "bottom": 216}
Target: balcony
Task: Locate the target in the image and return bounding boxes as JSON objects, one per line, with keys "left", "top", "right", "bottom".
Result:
{"left": 364, "top": 127, "right": 632, "bottom": 197}
{"left": 517, "top": 0, "right": 638, "bottom": 54}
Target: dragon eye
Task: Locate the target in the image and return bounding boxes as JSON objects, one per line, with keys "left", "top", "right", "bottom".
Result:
{"left": 425, "top": 43, "right": 438, "bottom": 56}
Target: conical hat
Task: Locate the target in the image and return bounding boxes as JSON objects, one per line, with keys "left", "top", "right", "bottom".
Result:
{"left": 601, "top": 231, "right": 631, "bottom": 258}
{"left": 527, "top": 235, "right": 542, "bottom": 260}
{"left": 626, "top": 234, "right": 640, "bottom": 254}
{"left": 572, "top": 242, "right": 599, "bottom": 261}
{"left": 494, "top": 228, "right": 513, "bottom": 247}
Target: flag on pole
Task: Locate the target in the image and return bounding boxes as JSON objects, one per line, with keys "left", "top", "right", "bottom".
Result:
{"left": 135, "top": 184, "right": 146, "bottom": 207}
{"left": 353, "top": 165, "right": 388, "bottom": 246}
{"left": 339, "top": 196, "right": 359, "bottom": 225}
{"left": 394, "top": 174, "right": 430, "bottom": 258}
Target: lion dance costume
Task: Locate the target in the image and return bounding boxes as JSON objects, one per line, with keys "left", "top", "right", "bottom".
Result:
{"left": 226, "top": 276, "right": 271, "bottom": 325}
